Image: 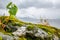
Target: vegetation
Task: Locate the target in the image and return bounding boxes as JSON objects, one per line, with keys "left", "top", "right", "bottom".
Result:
{"left": 27, "top": 25, "right": 34, "bottom": 31}
{"left": 6, "top": 2, "right": 18, "bottom": 20}
{"left": 0, "top": 36, "right": 2, "bottom": 40}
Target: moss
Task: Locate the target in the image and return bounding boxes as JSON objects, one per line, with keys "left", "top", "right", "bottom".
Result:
{"left": 18, "top": 37, "right": 27, "bottom": 40}
{"left": 26, "top": 37, "right": 32, "bottom": 40}
{"left": 0, "top": 36, "right": 2, "bottom": 40}
{"left": 27, "top": 25, "right": 34, "bottom": 31}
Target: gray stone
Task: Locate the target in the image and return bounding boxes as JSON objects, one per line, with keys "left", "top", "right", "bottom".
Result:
{"left": 12, "top": 26, "right": 27, "bottom": 36}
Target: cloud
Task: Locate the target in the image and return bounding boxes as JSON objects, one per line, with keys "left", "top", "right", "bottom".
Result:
{"left": 0, "top": 0, "right": 11, "bottom": 9}
{"left": 13, "top": 0, "right": 60, "bottom": 9}
{"left": 18, "top": 0, "right": 53, "bottom": 8}
{"left": 16, "top": 7, "right": 60, "bottom": 19}
{"left": 0, "top": 0, "right": 60, "bottom": 9}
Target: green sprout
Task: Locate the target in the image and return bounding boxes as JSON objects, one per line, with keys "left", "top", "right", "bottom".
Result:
{"left": 6, "top": 2, "right": 18, "bottom": 19}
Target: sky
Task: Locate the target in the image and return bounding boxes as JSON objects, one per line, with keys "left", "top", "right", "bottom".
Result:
{"left": 0, "top": 0, "right": 60, "bottom": 19}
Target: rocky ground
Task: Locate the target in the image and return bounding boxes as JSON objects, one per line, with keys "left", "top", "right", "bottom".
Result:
{"left": 0, "top": 26, "right": 60, "bottom": 40}
{"left": 0, "top": 16, "right": 60, "bottom": 40}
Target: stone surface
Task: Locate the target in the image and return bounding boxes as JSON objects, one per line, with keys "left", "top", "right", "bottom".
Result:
{"left": 12, "top": 26, "right": 27, "bottom": 36}
{"left": 0, "top": 26, "right": 59, "bottom": 40}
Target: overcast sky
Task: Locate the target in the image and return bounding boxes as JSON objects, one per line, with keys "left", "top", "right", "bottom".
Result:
{"left": 0, "top": 0, "right": 60, "bottom": 19}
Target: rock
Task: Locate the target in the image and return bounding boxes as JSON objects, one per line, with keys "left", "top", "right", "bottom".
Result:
{"left": 2, "top": 35, "right": 13, "bottom": 40}
{"left": 12, "top": 26, "right": 60, "bottom": 40}
{"left": 51, "top": 35, "right": 59, "bottom": 40}
{"left": 12, "top": 26, "right": 27, "bottom": 36}
{"left": 13, "top": 36, "right": 19, "bottom": 40}
{"left": 0, "top": 32, "right": 3, "bottom": 37}
{"left": 26, "top": 27, "right": 48, "bottom": 38}
{"left": 4, "top": 25, "right": 17, "bottom": 32}
{"left": 0, "top": 32, "right": 14, "bottom": 40}
{"left": 35, "top": 28, "right": 48, "bottom": 38}
{"left": 26, "top": 31, "right": 33, "bottom": 34}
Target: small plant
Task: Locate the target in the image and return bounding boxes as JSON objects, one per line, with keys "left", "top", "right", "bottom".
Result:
{"left": 6, "top": 2, "right": 18, "bottom": 20}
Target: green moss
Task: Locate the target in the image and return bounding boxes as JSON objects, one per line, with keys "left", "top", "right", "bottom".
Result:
{"left": 0, "top": 36, "right": 2, "bottom": 40}
{"left": 18, "top": 37, "right": 27, "bottom": 40}
{"left": 27, "top": 25, "right": 34, "bottom": 31}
